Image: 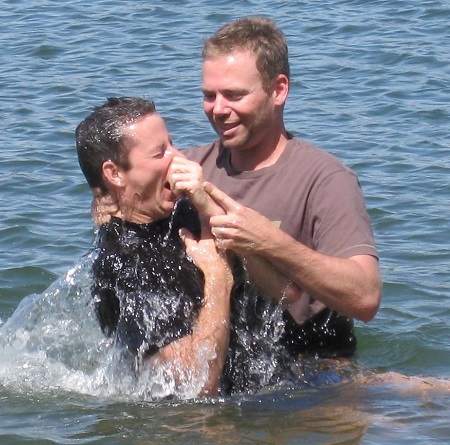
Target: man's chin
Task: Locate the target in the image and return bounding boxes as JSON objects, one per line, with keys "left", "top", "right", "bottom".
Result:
{"left": 217, "top": 128, "right": 251, "bottom": 151}
{"left": 220, "top": 137, "right": 249, "bottom": 151}
{"left": 220, "top": 132, "right": 241, "bottom": 148}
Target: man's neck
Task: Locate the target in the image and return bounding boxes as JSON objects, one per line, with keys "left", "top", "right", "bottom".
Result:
{"left": 229, "top": 131, "right": 289, "bottom": 172}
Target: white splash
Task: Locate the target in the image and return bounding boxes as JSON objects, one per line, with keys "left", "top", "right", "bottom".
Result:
{"left": 0, "top": 253, "right": 212, "bottom": 402}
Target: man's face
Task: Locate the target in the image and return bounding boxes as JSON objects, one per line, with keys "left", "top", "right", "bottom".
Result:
{"left": 119, "top": 113, "right": 179, "bottom": 222}
{"left": 202, "top": 49, "right": 276, "bottom": 152}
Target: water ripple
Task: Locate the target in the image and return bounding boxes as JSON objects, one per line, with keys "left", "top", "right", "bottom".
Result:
{"left": 1, "top": 1, "right": 450, "bottom": 442}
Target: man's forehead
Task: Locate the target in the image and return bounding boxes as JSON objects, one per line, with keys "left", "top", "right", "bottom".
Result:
{"left": 203, "top": 48, "right": 256, "bottom": 65}
{"left": 202, "top": 50, "right": 262, "bottom": 86}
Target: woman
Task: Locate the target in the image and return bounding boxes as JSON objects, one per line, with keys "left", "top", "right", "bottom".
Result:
{"left": 76, "top": 97, "right": 233, "bottom": 396}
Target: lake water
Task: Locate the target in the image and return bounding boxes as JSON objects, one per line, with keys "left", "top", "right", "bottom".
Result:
{"left": 1, "top": 1, "right": 450, "bottom": 444}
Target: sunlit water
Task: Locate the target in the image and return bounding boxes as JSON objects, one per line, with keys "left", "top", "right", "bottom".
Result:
{"left": 1, "top": 0, "right": 450, "bottom": 443}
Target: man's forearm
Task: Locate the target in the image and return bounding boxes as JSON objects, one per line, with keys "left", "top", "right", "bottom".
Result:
{"left": 244, "top": 254, "right": 305, "bottom": 305}
{"left": 259, "top": 228, "right": 381, "bottom": 322}
{"left": 204, "top": 181, "right": 381, "bottom": 322}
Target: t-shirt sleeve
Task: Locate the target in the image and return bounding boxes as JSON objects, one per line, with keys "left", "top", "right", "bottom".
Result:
{"left": 310, "top": 168, "right": 378, "bottom": 259}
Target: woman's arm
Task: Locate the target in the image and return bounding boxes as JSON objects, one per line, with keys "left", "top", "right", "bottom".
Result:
{"left": 147, "top": 229, "right": 233, "bottom": 396}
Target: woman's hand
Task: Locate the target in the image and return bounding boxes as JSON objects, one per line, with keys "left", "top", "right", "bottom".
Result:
{"left": 152, "top": 227, "right": 234, "bottom": 396}
{"left": 179, "top": 228, "right": 232, "bottom": 286}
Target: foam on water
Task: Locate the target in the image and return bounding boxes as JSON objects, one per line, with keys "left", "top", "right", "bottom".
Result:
{"left": 0, "top": 253, "right": 215, "bottom": 402}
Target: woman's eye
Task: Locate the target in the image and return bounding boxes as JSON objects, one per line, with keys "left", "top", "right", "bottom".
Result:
{"left": 151, "top": 147, "right": 165, "bottom": 159}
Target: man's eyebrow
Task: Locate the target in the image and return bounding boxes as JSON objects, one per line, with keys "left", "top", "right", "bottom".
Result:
{"left": 223, "top": 88, "right": 247, "bottom": 94}
{"left": 202, "top": 88, "right": 248, "bottom": 94}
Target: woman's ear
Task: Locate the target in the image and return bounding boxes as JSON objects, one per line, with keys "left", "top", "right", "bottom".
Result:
{"left": 102, "top": 160, "right": 124, "bottom": 188}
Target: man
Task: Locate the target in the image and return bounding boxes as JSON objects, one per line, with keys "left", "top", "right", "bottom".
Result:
{"left": 182, "top": 16, "right": 381, "bottom": 358}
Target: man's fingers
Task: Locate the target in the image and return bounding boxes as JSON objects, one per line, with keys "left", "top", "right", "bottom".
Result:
{"left": 209, "top": 214, "right": 238, "bottom": 228}
{"left": 179, "top": 228, "right": 195, "bottom": 248}
{"left": 172, "top": 154, "right": 187, "bottom": 163}
{"left": 214, "top": 237, "right": 231, "bottom": 252}
{"left": 170, "top": 156, "right": 200, "bottom": 173}
{"left": 204, "top": 181, "right": 240, "bottom": 212}
{"left": 211, "top": 226, "right": 237, "bottom": 239}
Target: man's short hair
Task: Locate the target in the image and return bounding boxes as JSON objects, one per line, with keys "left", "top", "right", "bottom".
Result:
{"left": 76, "top": 97, "right": 156, "bottom": 192}
{"left": 202, "top": 17, "right": 290, "bottom": 91}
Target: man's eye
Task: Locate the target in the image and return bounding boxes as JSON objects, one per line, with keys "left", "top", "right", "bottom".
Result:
{"left": 203, "top": 92, "right": 215, "bottom": 101}
{"left": 225, "top": 92, "right": 244, "bottom": 101}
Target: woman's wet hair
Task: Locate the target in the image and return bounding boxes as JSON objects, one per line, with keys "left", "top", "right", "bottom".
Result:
{"left": 76, "top": 97, "right": 156, "bottom": 192}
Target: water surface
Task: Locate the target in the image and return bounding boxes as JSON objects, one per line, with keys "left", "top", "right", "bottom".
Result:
{"left": 1, "top": 1, "right": 450, "bottom": 443}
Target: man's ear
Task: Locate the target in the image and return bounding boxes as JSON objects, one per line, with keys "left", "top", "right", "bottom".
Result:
{"left": 272, "top": 74, "right": 289, "bottom": 106}
{"left": 102, "top": 160, "right": 124, "bottom": 188}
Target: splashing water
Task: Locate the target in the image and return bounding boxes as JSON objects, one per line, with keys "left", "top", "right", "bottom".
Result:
{"left": 0, "top": 199, "right": 336, "bottom": 402}
{"left": 162, "top": 197, "right": 183, "bottom": 247}
{"left": 0, "top": 259, "right": 298, "bottom": 402}
{"left": 0, "top": 254, "right": 109, "bottom": 396}
{"left": 0, "top": 251, "right": 213, "bottom": 401}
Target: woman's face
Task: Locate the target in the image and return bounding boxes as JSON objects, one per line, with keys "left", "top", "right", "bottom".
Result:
{"left": 118, "top": 113, "right": 180, "bottom": 223}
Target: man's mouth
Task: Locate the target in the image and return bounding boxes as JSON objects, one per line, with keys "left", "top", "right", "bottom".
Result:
{"left": 217, "top": 122, "right": 240, "bottom": 137}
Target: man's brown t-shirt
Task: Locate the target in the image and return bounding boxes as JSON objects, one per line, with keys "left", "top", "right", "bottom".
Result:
{"left": 186, "top": 137, "right": 377, "bottom": 324}
{"left": 186, "top": 137, "right": 377, "bottom": 260}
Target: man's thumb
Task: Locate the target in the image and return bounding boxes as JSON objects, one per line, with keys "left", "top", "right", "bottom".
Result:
{"left": 179, "top": 228, "right": 195, "bottom": 246}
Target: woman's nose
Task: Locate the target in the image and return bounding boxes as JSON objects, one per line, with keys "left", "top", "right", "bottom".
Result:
{"left": 166, "top": 146, "right": 183, "bottom": 159}
{"left": 164, "top": 145, "right": 175, "bottom": 159}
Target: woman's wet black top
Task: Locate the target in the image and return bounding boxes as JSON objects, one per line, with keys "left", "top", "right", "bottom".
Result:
{"left": 91, "top": 198, "right": 204, "bottom": 356}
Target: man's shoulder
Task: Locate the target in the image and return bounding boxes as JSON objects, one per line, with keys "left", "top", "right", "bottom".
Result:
{"left": 289, "top": 137, "right": 345, "bottom": 165}
{"left": 287, "top": 137, "right": 354, "bottom": 177}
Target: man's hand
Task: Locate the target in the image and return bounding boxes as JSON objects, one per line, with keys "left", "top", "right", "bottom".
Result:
{"left": 91, "top": 188, "right": 119, "bottom": 226}
{"left": 167, "top": 157, "right": 224, "bottom": 220}
{"left": 204, "top": 181, "right": 278, "bottom": 255}
{"left": 168, "top": 156, "right": 208, "bottom": 206}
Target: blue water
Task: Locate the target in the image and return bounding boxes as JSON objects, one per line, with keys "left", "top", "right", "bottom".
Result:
{"left": 1, "top": 1, "right": 450, "bottom": 443}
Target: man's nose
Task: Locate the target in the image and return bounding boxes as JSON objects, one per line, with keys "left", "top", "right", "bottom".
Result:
{"left": 213, "top": 94, "right": 230, "bottom": 116}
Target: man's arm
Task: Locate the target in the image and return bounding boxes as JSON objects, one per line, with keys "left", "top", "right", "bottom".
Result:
{"left": 167, "top": 156, "right": 306, "bottom": 306}
{"left": 243, "top": 254, "right": 305, "bottom": 304}
{"left": 205, "top": 182, "right": 381, "bottom": 323}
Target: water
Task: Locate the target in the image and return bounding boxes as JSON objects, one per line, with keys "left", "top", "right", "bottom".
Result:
{"left": 1, "top": 0, "right": 450, "bottom": 443}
